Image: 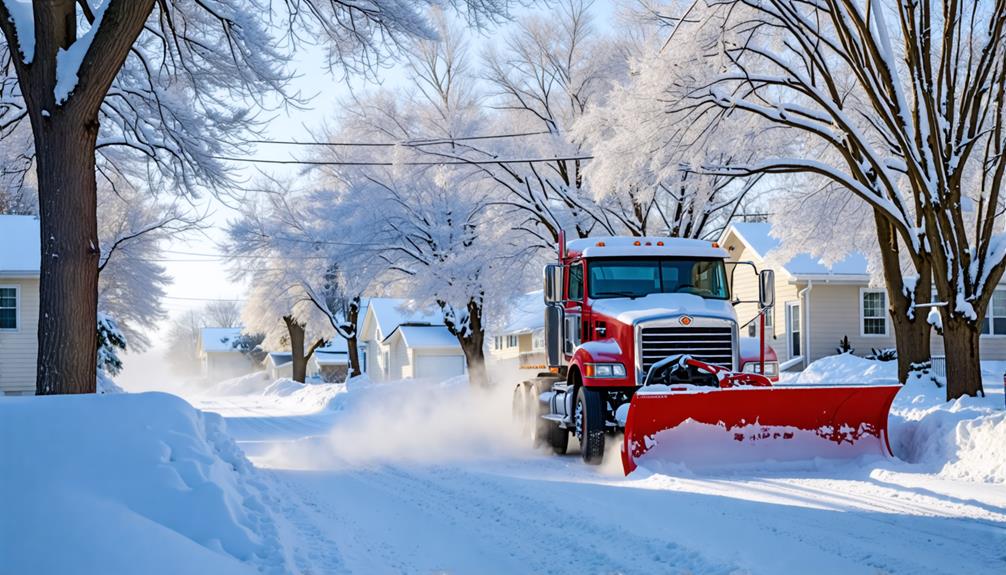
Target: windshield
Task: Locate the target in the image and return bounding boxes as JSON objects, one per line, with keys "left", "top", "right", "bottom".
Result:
{"left": 587, "top": 258, "right": 729, "bottom": 300}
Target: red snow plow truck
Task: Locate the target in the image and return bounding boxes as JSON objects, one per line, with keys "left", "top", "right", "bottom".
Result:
{"left": 511, "top": 234, "right": 901, "bottom": 475}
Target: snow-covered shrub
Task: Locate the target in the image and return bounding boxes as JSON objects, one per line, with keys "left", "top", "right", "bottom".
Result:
{"left": 96, "top": 312, "right": 126, "bottom": 376}
{"left": 836, "top": 335, "right": 854, "bottom": 355}
{"left": 866, "top": 348, "right": 897, "bottom": 362}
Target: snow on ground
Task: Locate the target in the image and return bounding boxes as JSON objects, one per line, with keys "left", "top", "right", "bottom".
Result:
{"left": 4, "top": 357, "right": 1003, "bottom": 574}
{"left": 0, "top": 392, "right": 290, "bottom": 575}
{"left": 178, "top": 360, "right": 1005, "bottom": 575}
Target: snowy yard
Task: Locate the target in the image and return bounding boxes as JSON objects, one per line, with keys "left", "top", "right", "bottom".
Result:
{"left": 2, "top": 357, "right": 1005, "bottom": 574}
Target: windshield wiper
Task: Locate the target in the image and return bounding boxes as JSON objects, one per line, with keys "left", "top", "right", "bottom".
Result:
{"left": 594, "top": 291, "right": 643, "bottom": 299}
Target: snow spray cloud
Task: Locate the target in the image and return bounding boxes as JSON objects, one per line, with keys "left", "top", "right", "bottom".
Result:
{"left": 266, "top": 374, "right": 529, "bottom": 469}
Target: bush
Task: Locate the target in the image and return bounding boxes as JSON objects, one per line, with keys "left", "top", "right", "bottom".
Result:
{"left": 836, "top": 335, "right": 855, "bottom": 355}
{"left": 866, "top": 347, "right": 897, "bottom": 361}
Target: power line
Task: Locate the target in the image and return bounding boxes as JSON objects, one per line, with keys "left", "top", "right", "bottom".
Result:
{"left": 163, "top": 295, "right": 245, "bottom": 302}
{"left": 210, "top": 154, "right": 593, "bottom": 166}
{"left": 246, "top": 130, "right": 554, "bottom": 148}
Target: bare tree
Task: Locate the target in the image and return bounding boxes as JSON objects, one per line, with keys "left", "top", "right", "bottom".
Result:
{"left": 204, "top": 301, "right": 242, "bottom": 328}
{"left": 675, "top": 0, "right": 1006, "bottom": 398}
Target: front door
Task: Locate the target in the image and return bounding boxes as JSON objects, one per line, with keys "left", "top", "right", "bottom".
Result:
{"left": 786, "top": 302, "right": 801, "bottom": 358}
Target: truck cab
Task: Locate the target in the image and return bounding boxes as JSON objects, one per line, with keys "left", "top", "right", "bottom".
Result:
{"left": 514, "top": 235, "right": 778, "bottom": 463}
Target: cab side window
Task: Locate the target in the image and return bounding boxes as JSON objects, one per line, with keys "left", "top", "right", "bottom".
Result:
{"left": 568, "top": 263, "right": 583, "bottom": 301}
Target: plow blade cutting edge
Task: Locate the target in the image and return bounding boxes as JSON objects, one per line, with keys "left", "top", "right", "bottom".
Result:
{"left": 620, "top": 383, "right": 902, "bottom": 475}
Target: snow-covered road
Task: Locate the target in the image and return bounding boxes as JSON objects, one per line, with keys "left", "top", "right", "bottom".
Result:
{"left": 194, "top": 381, "right": 1006, "bottom": 575}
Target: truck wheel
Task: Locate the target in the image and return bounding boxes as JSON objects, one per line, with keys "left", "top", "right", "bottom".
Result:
{"left": 512, "top": 384, "right": 529, "bottom": 437}
{"left": 546, "top": 421, "right": 569, "bottom": 455}
{"left": 525, "top": 382, "right": 549, "bottom": 448}
{"left": 575, "top": 386, "right": 605, "bottom": 464}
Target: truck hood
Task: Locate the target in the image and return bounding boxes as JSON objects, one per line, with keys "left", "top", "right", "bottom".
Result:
{"left": 589, "top": 293, "right": 736, "bottom": 325}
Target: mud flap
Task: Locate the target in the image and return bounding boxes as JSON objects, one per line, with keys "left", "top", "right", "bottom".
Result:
{"left": 621, "top": 383, "right": 902, "bottom": 475}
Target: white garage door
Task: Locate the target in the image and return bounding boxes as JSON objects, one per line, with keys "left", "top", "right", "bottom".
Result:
{"left": 414, "top": 354, "right": 466, "bottom": 380}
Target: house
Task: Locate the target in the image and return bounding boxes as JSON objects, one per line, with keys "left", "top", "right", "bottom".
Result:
{"left": 488, "top": 290, "right": 547, "bottom": 373}
{"left": 265, "top": 352, "right": 293, "bottom": 380}
{"left": 358, "top": 298, "right": 466, "bottom": 381}
{"left": 197, "top": 327, "right": 257, "bottom": 380}
{"left": 308, "top": 338, "right": 364, "bottom": 382}
{"left": 721, "top": 222, "right": 1006, "bottom": 370}
{"left": 0, "top": 215, "right": 40, "bottom": 396}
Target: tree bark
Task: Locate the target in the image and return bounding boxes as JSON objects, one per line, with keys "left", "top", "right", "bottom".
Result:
{"left": 346, "top": 298, "right": 362, "bottom": 378}
{"left": 347, "top": 335, "right": 362, "bottom": 378}
{"left": 873, "top": 213, "right": 932, "bottom": 384}
{"left": 282, "top": 315, "right": 324, "bottom": 383}
{"left": 460, "top": 298, "right": 488, "bottom": 387}
{"left": 33, "top": 119, "right": 100, "bottom": 395}
{"left": 940, "top": 317, "right": 985, "bottom": 400}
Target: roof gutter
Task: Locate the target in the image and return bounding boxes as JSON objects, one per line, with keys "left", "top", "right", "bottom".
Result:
{"left": 798, "top": 280, "right": 813, "bottom": 369}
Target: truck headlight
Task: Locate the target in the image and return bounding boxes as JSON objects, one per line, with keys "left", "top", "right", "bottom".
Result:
{"left": 585, "top": 363, "right": 626, "bottom": 378}
{"left": 742, "top": 361, "right": 778, "bottom": 377}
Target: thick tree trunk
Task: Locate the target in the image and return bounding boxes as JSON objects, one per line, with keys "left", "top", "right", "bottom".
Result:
{"left": 347, "top": 336, "right": 362, "bottom": 378}
{"left": 34, "top": 120, "right": 100, "bottom": 395}
{"left": 874, "top": 212, "right": 932, "bottom": 383}
{"left": 461, "top": 299, "right": 488, "bottom": 387}
{"left": 283, "top": 315, "right": 324, "bottom": 383}
{"left": 283, "top": 316, "right": 308, "bottom": 383}
{"left": 940, "top": 318, "right": 985, "bottom": 400}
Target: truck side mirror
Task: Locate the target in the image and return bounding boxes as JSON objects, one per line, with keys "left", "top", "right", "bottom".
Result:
{"left": 759, "top": 269, "right": 775, "bottom": 309}
{"left": 544, "top": 264, "right": 564, "bottom": 303}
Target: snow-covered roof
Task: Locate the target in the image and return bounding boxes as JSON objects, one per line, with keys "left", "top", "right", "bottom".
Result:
{"left": 385, "top": 324, "right": 460, "bottom": 349}
{"left": 0, "top": 215, "right": 40, "bottom": 275}
{"left": 314, "top": 351, "right": 349, "bottom": 365}
{"left": 726, "top": 222, "right": 870, "bottom": 279}
{"left": 499, "top": 290, "right": 545, "bottom": 335}
{"left": 367, "top": 298, "right": 443, "bottom": 337}
{"left": 199, "top": 327, "right": 243, "bottom": 353}
{"left": 567, "top": 236, "right": 728, "bottom": 259}
{"left": 267, "top": 352, "right": 292, "bottom": 367}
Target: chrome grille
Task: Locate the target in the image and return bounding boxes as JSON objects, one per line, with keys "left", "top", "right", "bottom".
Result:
{"left": 640, "top": 326, "right": 734, "bottom": 373}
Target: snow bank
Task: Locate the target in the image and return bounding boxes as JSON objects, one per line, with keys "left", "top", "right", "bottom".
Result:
{"left": 202, "top": 370, "right": 274, "bottom": 396}
{"left": 0, "top": 393, "right": 289, "bottom": 574}
{"left": 795, "top": 353, "right": 899, "bottom": 384}
{"left": 796, "top": 354, "right": 1006, "bottom": 483}
{"left": 889, "top": 375, "right": 1006, "bottom": 483}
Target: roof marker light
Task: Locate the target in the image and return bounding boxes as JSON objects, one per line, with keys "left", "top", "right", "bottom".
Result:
{"left": 633, "top": 241, "right": 641, "bottom": 246}
{"left": 711, "top": 242, "right": 720, "bottom": 248}
{"left": 656, "top": 241, "right": 664, "bottom": 246}
{"left": 596, "top": 241, "right": 606, "bottom": 247}
{"left": 645, "top": 241, "right": 652, "bottom": 246}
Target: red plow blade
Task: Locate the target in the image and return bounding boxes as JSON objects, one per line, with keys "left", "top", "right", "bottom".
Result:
{"left": 621, "top": 384, "right": 902, "bottom": 475}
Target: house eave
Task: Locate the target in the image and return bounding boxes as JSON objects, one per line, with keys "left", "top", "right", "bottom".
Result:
{"left": 789, "top": 274, "right": 870, "bottom": 284}
{"left": 0, "top": 271, "right": 40, "bottom": 278}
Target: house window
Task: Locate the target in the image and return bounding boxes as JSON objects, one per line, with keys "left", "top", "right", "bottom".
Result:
{"left": 786, "top": 302, "right": 801, "bottom": 357}
{"left": 861, "top": 289, "right": 887, "bottom": 336}
{"left": 981, "top": 289, "right": 1006, "bottom": 335}
{"left": 0, "top": 286, "right": 17, "bottom": 330}
{"left": 507, "top": 335, "right": 518, "bottom": 347}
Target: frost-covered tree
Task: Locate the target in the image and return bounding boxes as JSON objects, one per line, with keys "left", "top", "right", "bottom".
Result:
{"left": 310, "top": 14, "right": 535, "bottom": 386}
{"left": 574, "top": 20, "right": 765, "bottom": 241}
{"left": 0, "top": 0, "right": 517, "bottom": 394}
{"left": 675, "top": 0, "right": 1006, "bottom": 398}
{"left": 204, "top": 300, "right": 242, "bottom": 329}
{"left": 226, "top": 184, "right": 372, "bottom": 379}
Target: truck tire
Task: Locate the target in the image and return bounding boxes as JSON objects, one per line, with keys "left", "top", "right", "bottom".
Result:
{"left": 512, "top": 384, "right": 529, "bottom": 437}
{"left": 576, "top": 386, "right": 605, "bottom": 464}
{"left": 525, "top": 381, "right": 549, "bottom": 448}
{"left": 546, "top": 421, "right": 569, "bottom": 455}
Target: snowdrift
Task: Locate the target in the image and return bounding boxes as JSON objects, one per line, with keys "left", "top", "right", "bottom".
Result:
{"left": 798, "top": 354, "right": 1006, "bottom": 483}
{"left": 0, "top": 392, "right": 288, "bottom": 575}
